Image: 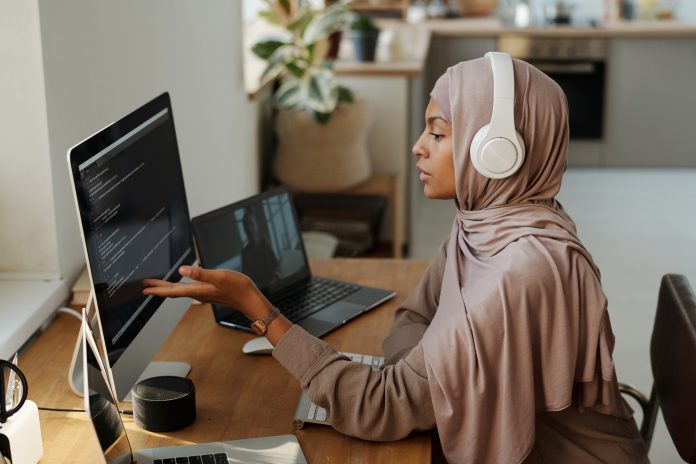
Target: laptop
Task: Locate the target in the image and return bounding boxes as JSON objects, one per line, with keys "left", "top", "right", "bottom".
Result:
{"left": 292, "top": 352, "right": 384, "bottom": 430}
{"left": 81, "top": 314, "right": 307, "bottom": 464}
{"left": 191, "top": 185, "right": 396, "bottom": 337}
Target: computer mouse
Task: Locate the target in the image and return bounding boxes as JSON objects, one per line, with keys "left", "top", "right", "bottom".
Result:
{"left": 242, "top": 337, "right": 274, "bottom": 355}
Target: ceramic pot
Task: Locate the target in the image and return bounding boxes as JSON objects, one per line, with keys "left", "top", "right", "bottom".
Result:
{"left": 274, "top": 100, "right": 372, "bottom": 192}
{"left": 348, "top": 31, "right": 380, "bottom": 62}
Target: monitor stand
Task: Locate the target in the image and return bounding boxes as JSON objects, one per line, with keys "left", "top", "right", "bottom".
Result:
{"left": 68, "top": 289, "right": 191, "bottom": 402}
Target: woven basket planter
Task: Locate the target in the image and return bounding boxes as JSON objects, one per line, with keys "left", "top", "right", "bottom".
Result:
{"left": 274, "top": 100, "right": 372, "bottom": 192}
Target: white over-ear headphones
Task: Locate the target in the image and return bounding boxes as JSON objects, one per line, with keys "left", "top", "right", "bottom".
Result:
{"left": 470, "top": 52, "right": 526, "bottom": 179}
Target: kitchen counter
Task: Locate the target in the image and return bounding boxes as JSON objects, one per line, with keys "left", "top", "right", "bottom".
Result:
{"left": 419, "top": 17, "right": 696, "bottom": 38}
{"left": 245, "top": 17, "right": 696, "bottom": 94}
{"left": 325, "top": 17, "right": 696, "bottom": 79}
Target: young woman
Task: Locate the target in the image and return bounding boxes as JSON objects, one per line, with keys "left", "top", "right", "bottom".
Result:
{"left": 143, "top": 55, "right": 649, "bottom": 463}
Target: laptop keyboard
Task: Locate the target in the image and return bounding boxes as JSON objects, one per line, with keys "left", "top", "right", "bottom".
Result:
{"left": 221, "top": 277, "right": 360, "bottom": 328}
{"left": 154, "top": 454, "right": 228, "bottom": 464}
{"left": 305, "top": 353, "right": 384, "bottom": 423}
{"left": 273, "top": 277, "right": 360, "bottom": 321}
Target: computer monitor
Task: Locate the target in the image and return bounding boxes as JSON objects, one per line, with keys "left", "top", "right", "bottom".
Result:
{"left": 67, "top": 92, "right": 196, "bottom": 401}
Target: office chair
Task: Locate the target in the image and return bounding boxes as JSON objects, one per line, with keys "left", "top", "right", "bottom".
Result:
{"left": 618, "top": 274, "right": 696, "bottom": 463}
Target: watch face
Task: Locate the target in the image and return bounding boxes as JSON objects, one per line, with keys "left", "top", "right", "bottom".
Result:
{"left": 251, "top": 320, "right": 267, "bottom": 336}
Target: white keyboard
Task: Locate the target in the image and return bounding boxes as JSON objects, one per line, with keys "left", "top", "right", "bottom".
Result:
{"left": 293, "top": 352, "right": 385, "bottom": 428}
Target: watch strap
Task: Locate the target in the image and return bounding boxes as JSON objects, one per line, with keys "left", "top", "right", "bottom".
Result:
{"left": 261, "top": 306, "right": 281, "bottom": 326}
{"left": 251, "top": 306, "right": 281, "bottom": 336}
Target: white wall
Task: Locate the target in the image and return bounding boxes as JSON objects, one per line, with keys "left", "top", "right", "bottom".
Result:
{"left": 338, "top": 76, "right": 409, "bottom": 243}
{"left": 0, "top": 0, "right": 59, "bottom": 279}
{"left": 29, "top": 0, "right": 259, "bottom": 283}
{"left": 678, "top": 1, "right": 696, "bottom": 22}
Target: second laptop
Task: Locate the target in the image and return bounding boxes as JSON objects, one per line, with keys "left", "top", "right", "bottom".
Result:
{"left": 191, "top": 185, "right": 395, "bottom": 337}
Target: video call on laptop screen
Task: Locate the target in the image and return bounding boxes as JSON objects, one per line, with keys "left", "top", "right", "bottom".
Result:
{"left": 69, "top": 94, "right": 195, "bottom": 362}
{"left": 193, "top": 188, "right": 308, "bottom": 296}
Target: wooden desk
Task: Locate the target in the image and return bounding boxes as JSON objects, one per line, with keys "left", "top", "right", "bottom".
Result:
{"left": 22, "top": 259, "right": 431, "bottom": 463}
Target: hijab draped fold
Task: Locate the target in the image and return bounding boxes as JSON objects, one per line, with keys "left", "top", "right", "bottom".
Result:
{"left": 421, "top": 57, "right": 631, "bottom": 464}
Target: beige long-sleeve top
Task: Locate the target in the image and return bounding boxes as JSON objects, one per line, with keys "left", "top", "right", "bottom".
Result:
{"left": 272, "top": 241, "right": 649, "bottom": 463}
{"left": 272, "top": 241, "right": 447, "bottom": 441}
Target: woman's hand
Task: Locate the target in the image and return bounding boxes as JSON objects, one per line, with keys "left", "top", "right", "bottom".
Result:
{"left": 142, "top": 266, "right": 273, "bottom": 322}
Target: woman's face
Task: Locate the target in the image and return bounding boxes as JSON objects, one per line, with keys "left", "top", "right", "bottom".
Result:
{"left": 412, "top": 99, "right": 456, "bottom": 200}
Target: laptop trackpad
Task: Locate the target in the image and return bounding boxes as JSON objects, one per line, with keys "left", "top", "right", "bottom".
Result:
{"left": 312, "top": 301, "right": 363, "bottom": 323}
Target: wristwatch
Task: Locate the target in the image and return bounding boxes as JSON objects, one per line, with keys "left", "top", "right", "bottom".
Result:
{"left": 251, "top": 306, "right": 281, "bottom": 336}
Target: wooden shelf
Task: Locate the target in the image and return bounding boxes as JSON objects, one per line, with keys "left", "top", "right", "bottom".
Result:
{"left": 349, "top": 1, "right": 408, "bottom": 17}
{"left": 350, "top": 2, "right": 405, "bottom": 10}
{"left": 339, "top": 173, "right": 403, "bottom": 258}
{"left": 292, "top": 173, "right": 404, "bottom": 258}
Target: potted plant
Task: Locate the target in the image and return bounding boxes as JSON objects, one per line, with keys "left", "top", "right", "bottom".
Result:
{"left": 252, "top": 0, "right": 373, "bottom": 192}
{"left": 347, "top": 13, "right": 380, "bottom": 62}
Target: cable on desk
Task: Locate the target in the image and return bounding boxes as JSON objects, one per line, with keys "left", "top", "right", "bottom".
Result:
{"left": 57, "top": 307, "right": 83, "bottom": 321}
{"left": 38, "top": 406, "right": 133, "bottom": 415}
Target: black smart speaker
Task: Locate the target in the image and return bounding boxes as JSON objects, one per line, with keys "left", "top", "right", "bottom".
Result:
{"left": 132, "top": 376, "right": 196, "bottom": 432}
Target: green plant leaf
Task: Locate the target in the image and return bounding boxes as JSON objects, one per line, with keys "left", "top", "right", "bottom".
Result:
{"left": 306, "top": 42, "right": 316, "bottom": 64}
{"left": 251, "top": 40, "right": 286, "bottom": 60}
{"left": 349, "top": 13, "right": 379, "bottom": 33}
{"left": 337, "top": 86, "right": 354, "bottom": 103}
{"left": 285, "top": 62, "right": 304, "bottom": 78}
{"left": 311, "top": 110, "right": 332, "bottom": 124}
{"left": 287, "top": 9, "right": 314, "bottom": 36}
{"left": 260, "top": 60, "right": 284, "bottom": 85}
{"left": 303, "top": 4, "right": 349, "bottom": 44}
{"left": 259, "top": 9, "right": 281, "bottom": 25}
{"left": 259, "top": 45, "right": 294, "bottom": 84}
{"left": 307, "top": 69, "right": 337, "bottom": 113}
{"left": 275, "top": 80, "right": 302, "bottom": 108}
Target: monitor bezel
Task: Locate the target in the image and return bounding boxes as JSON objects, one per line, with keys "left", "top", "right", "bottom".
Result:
{"left": 67, "top": 92, "right": 196, "bottom": 399}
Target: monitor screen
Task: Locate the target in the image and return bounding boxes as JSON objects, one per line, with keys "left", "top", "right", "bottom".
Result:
{"left": 69, "top": 93, "right": 195, "bottom": 365}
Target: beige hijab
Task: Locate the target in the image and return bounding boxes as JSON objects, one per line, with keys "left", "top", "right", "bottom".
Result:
{"left": 421, "top": 57, "right": 631, "bottom": 463}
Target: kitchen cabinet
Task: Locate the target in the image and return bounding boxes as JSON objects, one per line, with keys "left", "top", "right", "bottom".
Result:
{"left": 604, "top": 38, "right": 696, "bottom": 167}
{"left": 420, "top": 34, "right": 696, "bottom": 167}
{"left": 424, "top": 36, "right": 497, "bottom": 90}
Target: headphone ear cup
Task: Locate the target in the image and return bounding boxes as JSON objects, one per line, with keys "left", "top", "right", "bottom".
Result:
{"left": 469, "top": 126, "right": 526, "bottom": 179}
{"left": 513, "top": 130, "right": 526, "bottom": 172}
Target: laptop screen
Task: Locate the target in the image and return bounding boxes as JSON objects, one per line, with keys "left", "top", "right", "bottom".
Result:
{"left": 193, "top": 186, "right": 309, "bottom": 296}
{"left": 83, "top": 321, "right": 133, "bottom": 464}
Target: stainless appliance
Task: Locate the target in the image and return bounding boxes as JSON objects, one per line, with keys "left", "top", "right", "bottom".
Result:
{"left": 499, "top": 36, "right": 606, "bottom": 139}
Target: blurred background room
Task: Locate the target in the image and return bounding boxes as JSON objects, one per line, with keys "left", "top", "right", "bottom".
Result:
{"left": 2, "top": 0, "right": 695, "bottom": 461}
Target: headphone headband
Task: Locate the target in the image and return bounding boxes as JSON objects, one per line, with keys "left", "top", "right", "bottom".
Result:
{"left": 469, "top": 52, "right": 526, "bottom": 179}
{"left": 487, "top": 52, "right": 517, "bottom": 140}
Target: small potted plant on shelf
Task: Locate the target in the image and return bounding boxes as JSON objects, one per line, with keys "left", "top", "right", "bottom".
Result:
{"left": 251, "top": 0, "right": 373, "bottom": 192}
{"left": 347, "top": 13, "right": 380, "bottom": 62}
